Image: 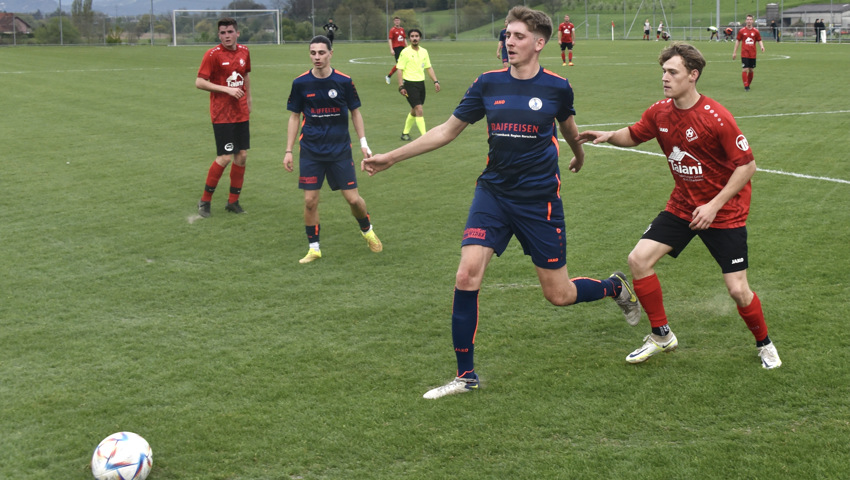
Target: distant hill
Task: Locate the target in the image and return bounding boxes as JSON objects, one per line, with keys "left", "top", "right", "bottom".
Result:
{"left": 4, "top": 0, "right": 231, "bottom": 16}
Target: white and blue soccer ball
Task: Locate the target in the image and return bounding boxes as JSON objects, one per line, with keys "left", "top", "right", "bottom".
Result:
{"left": 91, "top": 431, "right": 153, "bottom": 480}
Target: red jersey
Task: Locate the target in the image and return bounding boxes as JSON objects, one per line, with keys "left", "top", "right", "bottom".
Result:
{"left": 736, "top": 27, "right": 762, "bottom": 58}
{"left": 559, "top": 22, "right": 575, "bottom": 43}
{"left": 628, "top": 95, "right": 754, "bottom": 228}
{"left": 389, "top": 27, "right": 406, "bottom": 49}
{"left": 197, "top": 43, "right": 251, "bottom": 124}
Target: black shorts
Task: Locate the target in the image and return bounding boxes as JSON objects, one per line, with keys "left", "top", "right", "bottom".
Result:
{"left": 741, "top": 57, "right": 757, "bottom": 69}
{"left": 212, "top": 121, "right": 250, "bottom": 156}
{"left": 393, "top": 46, "right": 405, "bottom": 61}
{"left": 403, "top": 80, "right": 426, "bottom": 108}
{"left": 560, "top": 42, "right": 573, "bottom": 51}
{"left": 641, "top": 211, "right": 749, "bottom": 274}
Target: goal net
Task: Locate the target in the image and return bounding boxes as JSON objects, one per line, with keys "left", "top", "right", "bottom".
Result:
{"left": 171, "top": 9, "right": 280, "bottom": 46}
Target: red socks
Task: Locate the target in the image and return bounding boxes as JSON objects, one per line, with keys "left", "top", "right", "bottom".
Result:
{"left": 229, "top": 164, "right": 245, "bottom": 204}
{"left": 568, "top": 51, "right": 573, "bottom": 62}
{"left": 633, "top": 274, "right": 668, "bottom": 328}
{"left": 202, "top": 161, "right": 226, "bottom": 202}
{"left": 202, "top": 161, "right": 245, "bottom": 203}
{"left": 742, "top": 71, "right": 754, "bottom": 87}
{"left": 738, "top": 292, "right": 768, "bottom": 342}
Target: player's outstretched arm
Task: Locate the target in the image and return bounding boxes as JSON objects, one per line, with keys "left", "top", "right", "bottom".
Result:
{"left": 576, "top": 127, "right": 639, "bottom": 148}
{"left": 361, "top": 115, "right": 468, "bottom": 176}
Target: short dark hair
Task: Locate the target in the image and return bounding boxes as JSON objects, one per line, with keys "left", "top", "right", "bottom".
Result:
{"left": 659, "top": 42, "right": 706, "bottom": 82}
{"left": 218, "top": 18, "right": 238, "bottom": 29}
{"left": 408, "top": 28, "right": 422, "bottom": 38}
{"left": 309, "top": 35, "right": 332, "bottom": 50}
{"left": 506, "top": 6, "right": 553, "bottom": 44}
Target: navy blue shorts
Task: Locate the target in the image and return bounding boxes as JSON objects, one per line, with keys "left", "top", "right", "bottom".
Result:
{"left": 641, "top": 210, "right": 749, "bottom": 273}
{"left": 462, "top": 186, "right": 566, "bottom": 269}
{"left": 298, "top": 157, "right": 358, "bottom": 191}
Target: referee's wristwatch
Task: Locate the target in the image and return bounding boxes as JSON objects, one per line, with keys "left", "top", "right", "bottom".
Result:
{"left": 433, "top": 80, "right": 439, "bottom": 84}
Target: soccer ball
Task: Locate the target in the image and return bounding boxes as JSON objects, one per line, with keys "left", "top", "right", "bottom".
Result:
{"left": 91, "top": 432, "right": 153, "bottom": 480}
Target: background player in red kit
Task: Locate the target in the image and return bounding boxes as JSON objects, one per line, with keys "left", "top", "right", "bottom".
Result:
{"left": 558, "top": 14, "right": 576, "bottom": 66}
{"left": 732, "top": 14, "right": 765, "bottom": 91}
{"left": 195, "top": 18, "right": 252, "bottom": 217}
{"left": 385, "top": 17, "right": 407, "bottom": 84}
{"left": 578, "top": 42, "right": 782, "bottom": 370}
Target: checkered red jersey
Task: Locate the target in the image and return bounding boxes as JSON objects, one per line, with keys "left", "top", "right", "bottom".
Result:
{"left": 389, "top": 27, "right": 406, "bottom": 48}
{"left": 197, "top": 43, "right": 251, "bottom": 124}
{"left": 628, "top": 95, "right": 755, "bottom": 228}
{"left": 736, "top": 27, "right": 762, "bottom": 58}
{"left": 559, "top": 22, "right": 575, "bottom": 43}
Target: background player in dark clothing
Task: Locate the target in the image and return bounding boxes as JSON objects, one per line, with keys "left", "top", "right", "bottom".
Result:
{"left": 322, "top": 19, "right": 338, "bottom": 45}
{"left": 284, "top": 36, "right": 382, "bottom": 263}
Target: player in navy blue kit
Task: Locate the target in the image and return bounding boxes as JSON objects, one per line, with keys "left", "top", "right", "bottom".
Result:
{"left": 363, "top": 6, "right": 639, "bottom": 399}
{"left": 284, "top": 36, "right": 382, "bottom": 264}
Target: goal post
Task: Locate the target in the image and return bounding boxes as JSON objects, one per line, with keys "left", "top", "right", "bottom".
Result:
{"left": 171, "top": 9, "right": 281, "bottom": 46}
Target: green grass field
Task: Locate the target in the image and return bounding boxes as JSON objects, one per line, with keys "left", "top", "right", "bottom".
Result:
{"left": 2, "top": 39, "right": 849, "bottom": 479}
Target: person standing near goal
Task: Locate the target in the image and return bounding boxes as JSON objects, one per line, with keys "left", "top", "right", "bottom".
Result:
{"left": 363, "top": 6, "right": 640, "bottom": 399}
{"left": 195, "top": 17, "right": 251, "bottom": 218}
{"left": 577, "top": 42, "right": 782, "bottom": 370}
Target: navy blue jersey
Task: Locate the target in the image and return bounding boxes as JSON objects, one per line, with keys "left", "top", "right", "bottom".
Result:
{"left": 287, "top": 69, "right": 361, "bottom": 162}
{"left": 453, "top": 67, "right": 576, "bottom": 201}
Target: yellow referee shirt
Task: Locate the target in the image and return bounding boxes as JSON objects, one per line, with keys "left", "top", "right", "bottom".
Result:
{"left": 396, "top": 46, "right": 431, "bottom": 82}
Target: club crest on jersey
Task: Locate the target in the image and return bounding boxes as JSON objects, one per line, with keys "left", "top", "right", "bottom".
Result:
{"left": 736, "top": 134, "right": 750, "bottom": 151}
{"left": 685, "top": 127, "right": 699, "bottom": 142}
{"left": 328, "top": 89, "right": 338, "bottom": 99}
{"left": 668, "top": 146, "right": 703, "bottom": 182}
{"left": 528, "top": 97, "right": 542, "bottom": 111}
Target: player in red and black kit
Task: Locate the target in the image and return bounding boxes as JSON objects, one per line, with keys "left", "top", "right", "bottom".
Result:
{"left": 732, "top": 14, "right": 765, "bottom": 91}
{"left": 579, "top": 42, "right": 782, "bottom": 370}
{"left": 558, "top": 14, "right": 576, "bottom": 66}
{"left": 195, "top": 17, "right": 251, "bottom": 217}
{"left": 385, "top": 16, "right": 407, "bottom": 84}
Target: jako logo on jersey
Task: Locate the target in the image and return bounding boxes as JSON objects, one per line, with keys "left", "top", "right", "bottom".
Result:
{"left": 667, "top": 146, "right": 703, "bottom": 181}
{"left": 328, "top": 89, "right": 338, "bottom": 99}
{"left": 224, "top": 143, "right": 234, "bottom": 152}
{"left": 685, "top": 127, "right": 699, "bottom": 142}
{"left": 226, "top": 71, "right": 244, "bottom": 88}
{"left": 528, "top": 97, "right": 542, "bottom": 111}
{"left": 659, "top": 127, "right": 668, "bottom": 133}
{"left": 736, "top": 135, "right": 750, "bottom": 151}
{"left": 494, "top": 100, "right": 506, "bottom": 105}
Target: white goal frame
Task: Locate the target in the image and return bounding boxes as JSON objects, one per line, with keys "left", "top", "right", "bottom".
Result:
{"left": 171, "top": 9, "right": 281, "bottom": 46}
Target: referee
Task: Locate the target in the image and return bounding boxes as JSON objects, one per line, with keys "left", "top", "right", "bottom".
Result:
{"left": 397, "top": 29, "right": 440, "bottom": 141}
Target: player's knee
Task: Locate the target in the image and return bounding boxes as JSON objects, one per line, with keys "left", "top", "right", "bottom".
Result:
{"left": 627, "top": 250, "right": 652, "bottom": 277}
{"left": 455, "top": 269, "right": 482, "bottom": 291}
{"left": 726, "top": 282, "right": 752, "bottom": 306}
